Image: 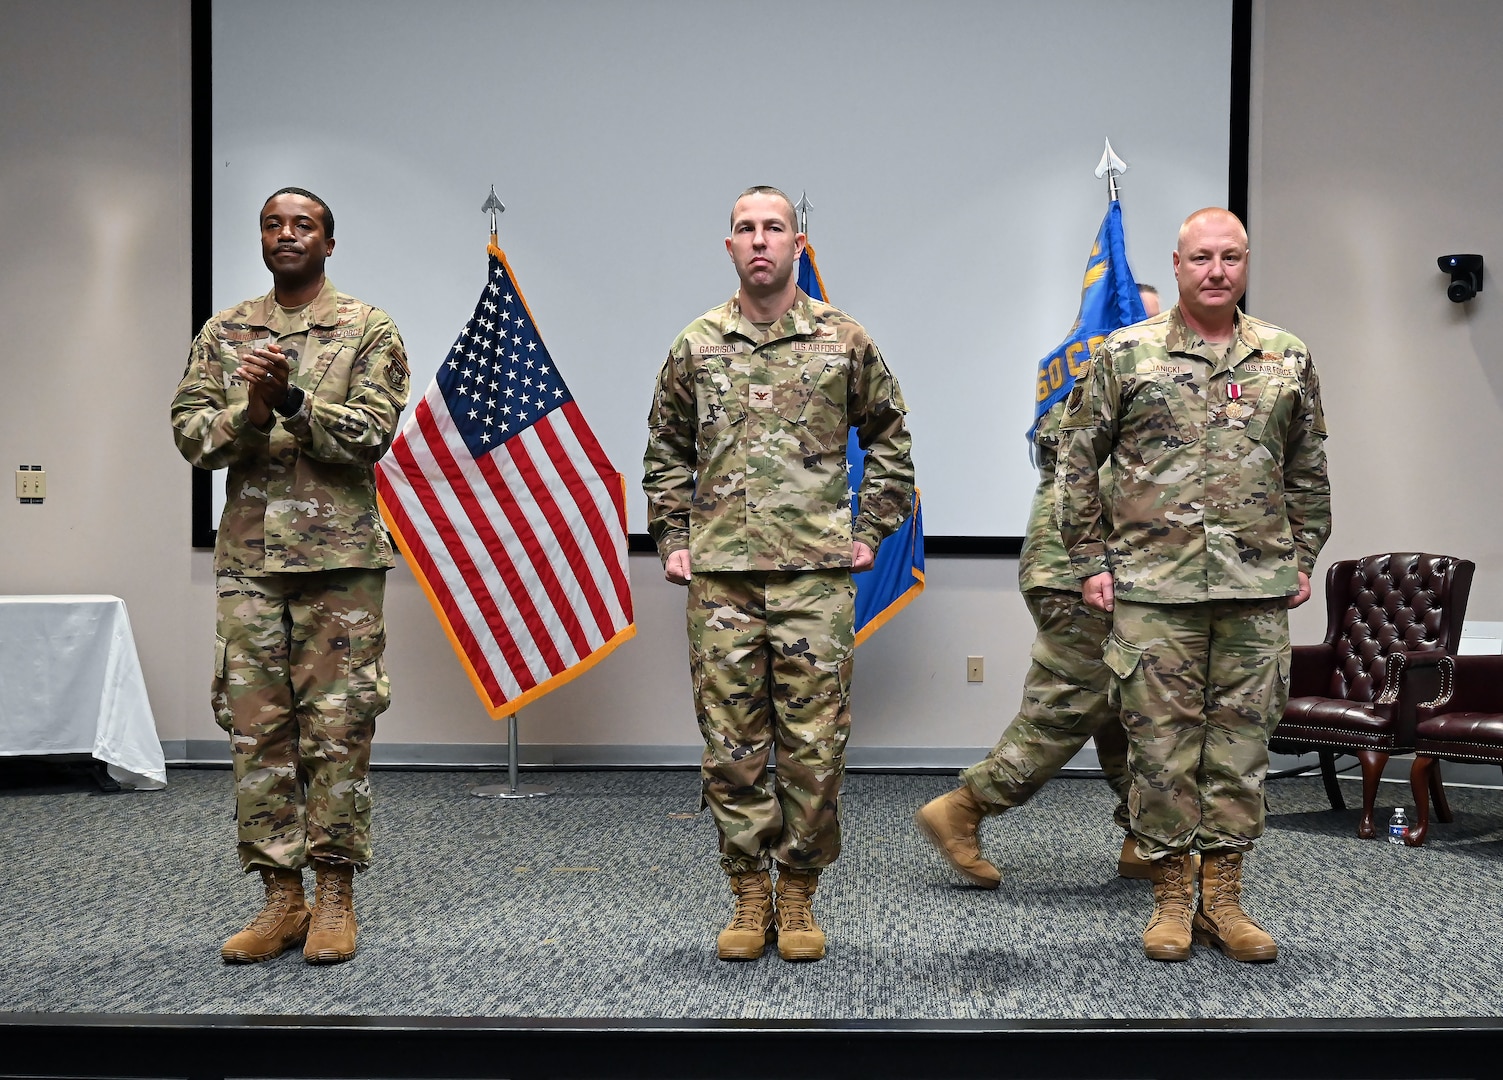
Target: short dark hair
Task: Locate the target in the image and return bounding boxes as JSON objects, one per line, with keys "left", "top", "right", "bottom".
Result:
{"left": 1136, "top": 282, "right": 1159, "bottom": 298}
{"left": 731, "top": 185, "right": 797, "bottom": 231}
{"left": 264, "top": 186, "right": 334, "bottom": 237}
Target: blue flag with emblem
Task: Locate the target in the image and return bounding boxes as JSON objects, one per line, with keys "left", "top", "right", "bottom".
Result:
{"left": 1029, "top": 198, "right": 1146, "bottom": 443}
{"left": 799, "top": 243, "right": 925, "bottom": 647}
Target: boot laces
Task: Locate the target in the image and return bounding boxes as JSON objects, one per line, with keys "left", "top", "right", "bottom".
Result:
{"left": 727, "top": 874, "right": 770, "bottom": 931}
{"left": 1207, "top": 854, "right": 1251, "bottom": 924}
{"left": 312, "top": 873, "right": 352, "bottom": 932}
{"left": 777, "top": 878, "right": 816, "bottom": 932}
{"left": 1149, "top": 858, "right": 1193, "bottom": 922}
{"left": 248, "top": 873, "right": 300, "bottom": 933}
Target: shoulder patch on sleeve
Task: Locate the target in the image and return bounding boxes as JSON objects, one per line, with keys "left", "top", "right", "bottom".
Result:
{"left": 1065, "top": 381, "right": 1087, "bottom": 415}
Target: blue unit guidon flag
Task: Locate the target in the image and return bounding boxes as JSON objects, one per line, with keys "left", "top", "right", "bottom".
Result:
{"left": 376, "top": 245, "right": 634, "bottom": 717}
{"left": 1029, "top": 197, "right": 1146, "bottom": 444}
{"left": 798, "top": 244, "right": 925, "bottom": 647}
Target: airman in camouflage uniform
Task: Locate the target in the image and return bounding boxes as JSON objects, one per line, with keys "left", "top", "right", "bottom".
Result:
{"left": 171, "top": 187, "right": 410, "bottom": 965}
{"left": 1058, "top": 208, "right": 1331, "bottom": 963}
{"left": 643, "top": 186, "right": 913, "bottom": 962}
{"left": 913, "top": 293, "right": 1169, "bottom": 891}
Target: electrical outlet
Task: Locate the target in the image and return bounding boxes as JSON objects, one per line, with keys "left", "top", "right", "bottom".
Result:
{"left": 966, "top": 656, "right": 984, "bottom": 683}
{"left": 15, "top": 466, "right": 45, "bottom": 503}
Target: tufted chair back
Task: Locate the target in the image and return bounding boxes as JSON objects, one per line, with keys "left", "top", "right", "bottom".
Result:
{"left": 1321, "top": 553, "right": 1473, "bottom": 703}
{"left": 1272, "top": 552, "right": 1474, "bottom": 839}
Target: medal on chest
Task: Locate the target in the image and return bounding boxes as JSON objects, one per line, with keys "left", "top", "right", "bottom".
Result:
{"left": 1224, "top": 381, "right": 1246, "bottom": 421}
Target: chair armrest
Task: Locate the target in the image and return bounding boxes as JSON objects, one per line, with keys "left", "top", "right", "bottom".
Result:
{"left": 1288, "top": 642, "right": 1335, "bottom": 698}
{"left": 1422, "top": 654, "right": 1503, "bottom": 716}
{"left": 1381, "top": 649, "right": 1447, "bottom": 745}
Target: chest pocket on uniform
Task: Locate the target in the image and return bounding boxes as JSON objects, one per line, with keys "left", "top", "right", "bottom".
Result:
{"left": 1126, "top": 379, "right": 1193, "bottom": 465}
{"left": 694, "top": 359, "right": 745, "bottom": 454}
{"left": 792, "top": 352, "right": 850, "bottom": 454}
{"left": 1243, "top": 378, "right": 1287, "bottom": 444}
{"left": 306, "top": 335, "right": 360, "bottom": 400}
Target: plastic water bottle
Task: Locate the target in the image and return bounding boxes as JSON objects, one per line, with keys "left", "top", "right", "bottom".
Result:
{"left": 1388, "top": 807, "right": 1409, "bottom": 846}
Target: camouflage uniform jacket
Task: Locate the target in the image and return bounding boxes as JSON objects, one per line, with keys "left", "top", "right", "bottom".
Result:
{"left": 1020, "top": 402, "right": 1086, "bottom": 592}
{"left": 643, "top": 290, "right": 914, "bottom": 572}
{"left": 171, "top": 278, "right": 411, "bottom": 575}
{"left": 1057, "top": 305, "right": 1331, "bottom": 603}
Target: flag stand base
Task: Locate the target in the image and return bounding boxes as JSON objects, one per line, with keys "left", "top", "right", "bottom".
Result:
{"left": 470, "top": 713, "right": 553, "bottom": 799}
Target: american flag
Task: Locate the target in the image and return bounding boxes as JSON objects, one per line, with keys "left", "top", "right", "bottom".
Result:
{"left": 376, "top": 246, "right": 634, "bottom": 716}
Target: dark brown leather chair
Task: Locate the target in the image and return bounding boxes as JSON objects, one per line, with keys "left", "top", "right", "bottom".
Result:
{"left": 1405, "top": 653, "right": 1503, "bottom": 845}
{"left": 1270, "top": 553, "right": 1474, "bottom": 838}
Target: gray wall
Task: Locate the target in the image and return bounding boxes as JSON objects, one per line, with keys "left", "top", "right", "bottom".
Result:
{"left": 2, "top": 0, "right": 1500, "bottom": 772}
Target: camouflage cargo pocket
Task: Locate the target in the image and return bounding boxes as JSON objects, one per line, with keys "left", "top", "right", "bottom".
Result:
{"left": 1101, "top": 633, "right": 1145, "bottom": 682}
{"left": 343, "top": 615, "right": 391, "bottom": 720}
{"left": 211, "top": 634, "right": 234, "bottom": 732}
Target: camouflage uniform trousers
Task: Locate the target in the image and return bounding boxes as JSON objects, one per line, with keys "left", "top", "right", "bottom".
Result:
{"left": 686, "top": 569, "right": 855, "bottom": 875}
{"left": 1104, "top": 597, "right": 1291, "bottom": 858}
{"left": 213, "top": 568, "right": 390, "bottom": 873}
{"left": 960, "top": 588, "right": 1131, "bottom": 828}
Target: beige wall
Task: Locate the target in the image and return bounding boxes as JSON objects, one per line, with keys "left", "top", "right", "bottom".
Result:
{"left": 0, "top": 1, "right": 198, "bottom": 741}
{"left": 1251, "top": 0, "right": 1503, "bottom": 646}
{"left": 3, "top": 0, "right": 1498, "bottom": 765}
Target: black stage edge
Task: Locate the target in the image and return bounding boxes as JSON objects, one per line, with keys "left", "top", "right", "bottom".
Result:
{"left": 4, "top": 1014, "right": 1501, "bottom": 1079}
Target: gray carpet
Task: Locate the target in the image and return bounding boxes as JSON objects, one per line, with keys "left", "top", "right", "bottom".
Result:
{"left": 4, "top": 766, "right": 1503, "bottom": 1020}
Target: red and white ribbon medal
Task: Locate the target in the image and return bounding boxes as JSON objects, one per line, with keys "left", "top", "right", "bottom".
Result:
{"left": 1225, "top": 381, "right": 1245, "bottom": 420}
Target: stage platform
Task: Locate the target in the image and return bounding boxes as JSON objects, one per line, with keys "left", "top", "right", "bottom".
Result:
{"left": 5, "top": 766, "right": 1503, "bottom": 1078}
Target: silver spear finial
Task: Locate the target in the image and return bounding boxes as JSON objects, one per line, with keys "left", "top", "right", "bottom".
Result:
{"left": 1094, "top": 138, "right": 1129, "bottom": 201}
{"left": 795, "top": 191, "right": 812, "bottom": 235}
{"left": 481, "top": 184, "right": 506, "bottom": 240}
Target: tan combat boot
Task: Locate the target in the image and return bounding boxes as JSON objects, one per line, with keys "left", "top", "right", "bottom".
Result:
{"left": 1142, "top": 852, "right": 1195, "bottom": 961}
{"left": 716, "top": 870, "right": 775, "bottom": 960}
{"left": 914, "top": 785, "right": 1001, "bottom": 888}
{"left": 303, "top": 862, "right": 358, "bottom": 964}
{"left": 221, "top": 867, "right": 309, "bottom": 963}
{"left": 1119, "top": 835, "right": 1200, "bottom": 880}
{"left": 774, "top": 866, "right": 825, "bottom": 961}
{"left": 1117, "top": 834, "right": 1154, "bottom": 880}
{"left": 1193, "top": 850, "right": 1278, "bottom": 962}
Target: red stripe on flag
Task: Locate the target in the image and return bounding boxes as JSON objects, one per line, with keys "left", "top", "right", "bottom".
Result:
{"left": 475, "top": 426, "right": 595, "bottom": 660}
{"left": 557, "top": 402, "right": 634, "bottom": 616}
{"left": 411, "top": 402, "right": 562, "bottom": 683}
{"left": 378, "top": 460, "right": 507, "bottom": 705}
{"left": 500, "top": 419, "right": 616, "bottom": 645}
{"left": 380, "top": 406, "right": 513, "bottom": 704}
{"left": 388, "top": 414, "right": 531, "bottom": 700}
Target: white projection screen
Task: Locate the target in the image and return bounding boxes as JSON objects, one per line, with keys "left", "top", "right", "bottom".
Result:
{"left": 207, "top": 0, "right": 1234, "bottom": 543}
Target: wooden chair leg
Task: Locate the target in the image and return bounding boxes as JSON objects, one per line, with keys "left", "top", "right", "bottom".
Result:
{"left": 1429, "top": 758, "right": 1454, "bottom": 824}
{"left": 1355, "top": 749, "right": 1387, "bottom": 839}
{"left": 1318, "top": 749, "right": 1346, "bottom": 811}
{"left": 1408, "top": 756, "right": 1433, "bottom": 846}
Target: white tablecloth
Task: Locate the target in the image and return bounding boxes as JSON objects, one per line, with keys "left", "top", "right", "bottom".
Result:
{"left": 0, "top": 595, "right": 167, "bottom": 789}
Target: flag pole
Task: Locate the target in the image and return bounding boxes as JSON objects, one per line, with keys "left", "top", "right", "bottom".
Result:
{"left": 468, "top": 183, "right": 552, "bottom": 801}
{"left": 471, "top": 712, "right": 552, "bottom": 799}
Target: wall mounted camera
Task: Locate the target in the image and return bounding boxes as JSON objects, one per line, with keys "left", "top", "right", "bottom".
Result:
{"left": 1438, "top": 254, "right": 1484, "bottom": 303}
